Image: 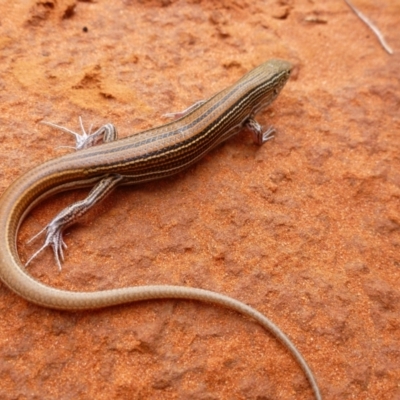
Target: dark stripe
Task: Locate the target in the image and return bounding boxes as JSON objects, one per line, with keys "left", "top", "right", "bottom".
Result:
{"left": 85, "top": 68, "right": 289, "bottom": 177}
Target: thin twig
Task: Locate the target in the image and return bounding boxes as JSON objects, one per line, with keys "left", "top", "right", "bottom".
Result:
{"left": 344, "top": 0, "right": 393, "bottom": 55}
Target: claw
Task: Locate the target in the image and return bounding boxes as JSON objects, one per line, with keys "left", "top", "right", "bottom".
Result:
{"left": 41, "top": 118, "right": 117, "bottom": 151}
{"left": 245, "top": 118, "right": 276, "bottom": 146}
{"left": 25, "top": 222, "right": 67, "bottom": 271}
{"left": 41, "top": 117, "right": 97, "bottom": 150}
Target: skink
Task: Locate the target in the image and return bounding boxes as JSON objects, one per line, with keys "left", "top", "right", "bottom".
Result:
{"left": 0, "top": 60, "right": 322, "bottom": 399}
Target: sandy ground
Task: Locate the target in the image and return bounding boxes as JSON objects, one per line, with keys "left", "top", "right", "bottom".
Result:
{"left": 0, "top": 1, "right": 399, "bottom": 399}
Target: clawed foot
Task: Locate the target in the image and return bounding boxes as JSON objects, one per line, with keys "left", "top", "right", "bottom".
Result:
{"left": 245, "top": 118, "right": 275, "bottom": 145}
{"left": 26, "top": 221, "right": 67, "bottom": 271}
{"left": 41, "top": 117, "right": 117, "bottom": 150}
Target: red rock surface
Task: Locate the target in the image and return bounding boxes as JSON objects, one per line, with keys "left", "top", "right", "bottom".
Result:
{"left": 0, "top": 1, "right": 399, "bottom": 399}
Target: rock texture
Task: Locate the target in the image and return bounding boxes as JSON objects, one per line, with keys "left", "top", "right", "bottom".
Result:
{"left": 0, "top": 1, "right": 399, "bottom": 399}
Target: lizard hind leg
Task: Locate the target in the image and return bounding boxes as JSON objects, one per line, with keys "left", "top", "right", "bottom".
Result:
{"left": 25, "top": 174, "right": 124, "bottom": 270}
